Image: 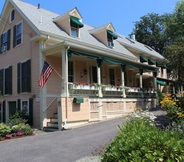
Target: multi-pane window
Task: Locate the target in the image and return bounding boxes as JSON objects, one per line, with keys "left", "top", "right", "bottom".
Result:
{"left": 13, "top": 22, "right": 22, "bottom": 47}
{"left": 68, "top": 61, "right": 74, "bottom": 82}
{"left": 109, "top": 68, "right": 115, "bottom": 85}
{"left": 17, "top": 60, "right": 31, "bottom": 93}
{"left": 0, "top": 29, "right": 11, "bottom": 53}
{"left": 71, "top": 23, "right": 78, "bottom": 37}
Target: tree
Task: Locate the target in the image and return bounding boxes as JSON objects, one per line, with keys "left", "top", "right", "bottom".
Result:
{"left": 132, "top": 13, "right": 169, "bottom": 54}
{"left": 165, "top": 37, "right": 184, "bottom": 88}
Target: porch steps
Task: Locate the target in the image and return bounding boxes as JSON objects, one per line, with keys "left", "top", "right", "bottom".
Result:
{"left": 43, "top": 113, "right": 59, "bottom": 132}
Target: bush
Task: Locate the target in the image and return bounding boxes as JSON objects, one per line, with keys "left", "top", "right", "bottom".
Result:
{"left": 6, "top": 110, "right": 28, "bottom": 127}
{"left": 22, "top": 124, "right": 33, "bottom": 135}
{"left": 0, "top": 123, "right": 11, "bottom": 137}
{"left": 101, "top": 117, "right": 184, "bottom": 162}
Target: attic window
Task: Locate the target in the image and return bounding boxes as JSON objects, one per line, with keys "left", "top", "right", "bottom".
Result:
{"left": 145, "top": 45, "right": 153, "bottom": 51}
{"left": 125, "top": 37, "right": 135, "bottom": 43}
{"left": 70, "top": 17, "right": 83, "bottom": 37}
{"left": 11, "top": 10, "right": 15, "bottom": 22}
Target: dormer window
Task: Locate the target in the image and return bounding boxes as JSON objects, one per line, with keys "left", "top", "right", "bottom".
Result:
{"left": 70, "top": 17, "right": 83, "bottom": 37}
{"left": 11, "top": 10, "right": 15, "bottom": 22}
{"left": 107, "top": 30, "right": 118, "bottom": 48}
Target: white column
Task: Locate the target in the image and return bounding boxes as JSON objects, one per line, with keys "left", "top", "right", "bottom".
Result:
{"left": 97, "top": 66, "right": 103, "bottom": 97}
{"left": 140, "top": 75, "right": 143, "bottom": 88}
{"left": 39, "top": 41, "right": 47, "bottom": 129}
{"left": 121, "top": 71, "right": 126, "bottom": 98}
{"left": 61, "top": 49, "right": 69, "bottom": 97}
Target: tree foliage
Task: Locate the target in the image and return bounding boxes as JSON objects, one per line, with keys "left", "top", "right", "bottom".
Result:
{"left": 132, "top": 13, "right": 169, "bottom": 54}
{"left": 132, "top": 0, "right": 184, "bottom": 86}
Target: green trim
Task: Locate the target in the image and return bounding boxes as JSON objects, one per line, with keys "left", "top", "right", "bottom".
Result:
{"left": 148, "top": 59, "right": 156, "bottom": 65}
{"left": 157, "top": 79, "right": 166, "bottom": 86}
{"left": 70, "top": 17, "right": 84, "bottom": 28}
{"left": 102, "top": 58, "right": 122, "bottom": 65}
{"left": 107, "top": 30, "right": 118, "bottom": 39}
{"left": 73, "top": 97, "right": 84, "bottom": 104}
{"left": 140, "top": 56, "right": 147, "bottom": 63}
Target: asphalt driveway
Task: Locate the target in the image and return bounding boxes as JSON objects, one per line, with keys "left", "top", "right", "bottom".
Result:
{"left": 0, "top": 117, "right": 124, "bottom": 162}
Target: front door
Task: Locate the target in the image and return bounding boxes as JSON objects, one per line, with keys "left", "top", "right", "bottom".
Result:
{"left": 8, "top": 101, "right": 16, "bottom": 118}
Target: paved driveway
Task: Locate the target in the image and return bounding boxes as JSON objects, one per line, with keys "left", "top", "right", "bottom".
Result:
{"left": 0, "top": 117, "right": 124, "bottom": 162}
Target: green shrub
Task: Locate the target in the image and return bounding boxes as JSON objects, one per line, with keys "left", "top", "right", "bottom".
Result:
{"left": 6, "top": 118, "right": 27, "bottom": 127}
{"left": 101, "top": 117, "right": 184, "bottom": 162}
{"left": 6, "top": 110, "right": 28, "bottom": 127}
{"left": 0, "top": 123, "right": 11, "bottom": 137}
{"left": 22, "top": 124, "right": 33, "bottom": 135}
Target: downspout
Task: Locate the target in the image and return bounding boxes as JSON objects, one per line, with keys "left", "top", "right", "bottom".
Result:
{"left": 64, "top": 45, "right": 70, "bottom": 128}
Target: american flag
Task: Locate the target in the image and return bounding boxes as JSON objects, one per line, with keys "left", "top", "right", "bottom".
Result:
{"left": 38, "top": 61, "right": 54, "bottom": 88}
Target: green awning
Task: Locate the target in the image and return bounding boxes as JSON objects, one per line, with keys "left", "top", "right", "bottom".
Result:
{"left": 107, "top": 30, "right": 118, "bottom": 39}
{"left": 148, "top": 59, "right": 156, "bottom": 65}
{"left": 140, "top": 56, "right": 148, "bottom": 63}
{"left": 157, "top": 80, "right": 166, "bottom": 86}
{"left": 68, "top": 50, "right": 99, "bottom": 59}
{"left": 70, "top": 17, "right": 84, "bottom": 28}
{"left": 103, "top": 58, "right": 122, "bottom": 65}
{"left": 162, "top": 65, "right": 167, "bottom": 69}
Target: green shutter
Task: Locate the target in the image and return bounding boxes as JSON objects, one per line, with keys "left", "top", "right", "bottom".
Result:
{"left": 8, "top": 66, "right": 12, "bottom": 94}
{"left": 3, "top": 100, "right": 5, "bottom": 123}
{"left": 13, "top": 25, "right": 16, "bottom": 47}
{"left": 27, "top": 60, "right": 31, "bottom": 92}
{"left": 17, "top": 63, "right": 20, "bottom": 93}
{"left": 0, "top": 69, "right": 4, "bottom": 95}
{"left": 7, "top": 29, "right": 11, "bottom": 50}
{"left": 70, "top": 17, "right": 84, "bottom": 28}
{"left": 29, "top": 98, "right": 33, "bottom": 126}
{"left": 0, "top": 34, "right": 3, "bottom": 54}
{"left": 17, "top": 99, "right": 20, "bottom": 111}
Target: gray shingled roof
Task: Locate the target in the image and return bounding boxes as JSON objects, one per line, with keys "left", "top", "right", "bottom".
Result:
{"left": 11, "top": 0, "right": 165, "bottom": 61}
{"left": 117, "top": 34, "right": 165, "bottom": 60}
{"left": 11, "top": 0, "right": 137, "bottom": 59}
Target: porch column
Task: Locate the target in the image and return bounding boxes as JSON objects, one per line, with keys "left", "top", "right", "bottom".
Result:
{"left": 139, "top": 69, "right": 143, "bottom": 88}
{"left": 61, "top": 48, "right": 69, "bottom": 97}
{"left": 97, "top": 59, "right": 103, "bottom": 97}
{"left": 121, "top": 64, "right": 126, "bottom": 98}
{"left": 153, "top": 72, "right": 157, "bottom": 91}
{"left": 39, "top": 40, "right": 47, "bottom": 129}
{"left": 173, "top": 85, "right": 175, "bottom": 94}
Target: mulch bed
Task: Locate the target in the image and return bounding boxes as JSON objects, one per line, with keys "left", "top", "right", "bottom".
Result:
{"left": 0, "top": 133, "right": 35, "bottom": 142}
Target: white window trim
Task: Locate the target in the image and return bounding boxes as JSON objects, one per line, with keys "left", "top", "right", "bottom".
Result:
{"left": 10, "top": 9, "right": 15, "bottom": 23}
{"left": 14, "top": 21, "right": 23, "bottom": 47}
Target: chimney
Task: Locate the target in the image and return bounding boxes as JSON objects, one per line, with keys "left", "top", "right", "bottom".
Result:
{"left": 131, "top": 34, "right": 135, "bottom": 40}
{"left": 38, "top": 4, "right": 40, "bottom": 9}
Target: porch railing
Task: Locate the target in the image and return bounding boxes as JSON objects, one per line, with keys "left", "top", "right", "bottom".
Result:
{"left": 68, "top": 82, "right": 156, "bottom": 98}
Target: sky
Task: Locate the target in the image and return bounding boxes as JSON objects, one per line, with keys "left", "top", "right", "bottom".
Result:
{"left": 0, "top": 0, "right": 179, "bottom": 37}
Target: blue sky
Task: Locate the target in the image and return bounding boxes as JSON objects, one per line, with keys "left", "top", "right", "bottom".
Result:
{"left": 0, "top": 0, "right": 179, "bottom": 37}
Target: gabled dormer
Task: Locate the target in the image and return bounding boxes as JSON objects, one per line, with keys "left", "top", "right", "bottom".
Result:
{"left": 89, "top": 23, "right": 118, "bottom": 48}
{"left": 53, "top": 7, "right": 84, "bottom": 38}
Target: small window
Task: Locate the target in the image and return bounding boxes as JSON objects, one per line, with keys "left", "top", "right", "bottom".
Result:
{"left": 11, "top": 10, "right": 15, "bottom": 22}
{"left": 68, "top": 61, "right": 74, "bottom": 82}
{"left": 109, "top": 68, "right": 115, "bottom": 85}
{"left": 13, "top": 22, "right": 22, "bottom": 47}
{"left": 108, "top": 38, "right": 114, "bottom": 48}
{"left": 21, "top": 100, "right": 29, "bottom": 115}
{"left": 71, "top": 23, "right": 79, "bottom": 37}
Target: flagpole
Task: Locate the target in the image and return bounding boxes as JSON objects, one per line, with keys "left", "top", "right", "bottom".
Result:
{"left": 42, "top": 58, "right": 63, "bottom": 79}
